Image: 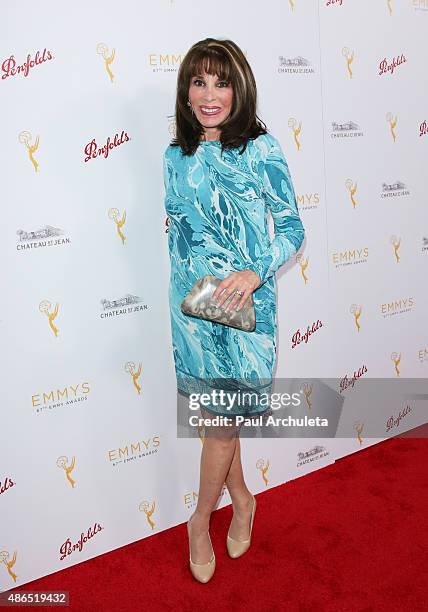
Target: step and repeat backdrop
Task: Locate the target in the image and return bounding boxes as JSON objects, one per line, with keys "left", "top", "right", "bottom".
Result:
{"left": 1, "top": 0, "right": 427, "bottom": 591}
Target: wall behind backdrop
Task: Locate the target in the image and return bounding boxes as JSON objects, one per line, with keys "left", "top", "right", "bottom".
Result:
{"left": 1, "top": 0, "right": 427, "bottom": 590}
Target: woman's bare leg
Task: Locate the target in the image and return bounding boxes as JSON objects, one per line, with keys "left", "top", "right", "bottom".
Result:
{"left": 224, "top": 437, "right": 255, "bottom": 540}
{"left": 188, "top": 408, "right": 239, "bottom": 563}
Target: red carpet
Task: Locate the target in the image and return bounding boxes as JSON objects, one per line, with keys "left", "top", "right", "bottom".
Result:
{"left": 11, "top": 428, "right": 428, "bottom": 611}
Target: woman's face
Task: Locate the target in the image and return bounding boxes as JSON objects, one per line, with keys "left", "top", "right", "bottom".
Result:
{"left": 188, "top": 71, "right": 233, "bottom": 137}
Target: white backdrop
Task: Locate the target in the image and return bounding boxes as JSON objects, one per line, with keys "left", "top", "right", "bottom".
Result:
{"left": 1, "top": 0, "right": 427, "bottom": 591}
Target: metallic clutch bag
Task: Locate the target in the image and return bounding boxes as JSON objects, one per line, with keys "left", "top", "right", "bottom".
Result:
{"left": 180, "top": 274, "right": 256, "bottom": 332}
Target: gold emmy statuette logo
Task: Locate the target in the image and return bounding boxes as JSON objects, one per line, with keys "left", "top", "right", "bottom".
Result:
{"left": 39, "top": 299, "right": 60, "bottom": 337}
{"left": 390, "top": 235, "right": 401, "bottom": 263}
{"left": 391, "top": 351, "right": 401, "bottom": 377}
{"left": 108, "top": 208, "right": 126, "bottom": 244}
{"left": 256, "top": 458, "right": 270, "bottom": 486}
{"left": 0, "top": 550, "right": 18, "bottom": 582}
{"left": 345, "top": 179, "right": 358, "bottom": 209}
{"left": 342, "top": 47, "right": 355, "bottom": 79}
{"left": 302, "top": 382, "right": 313, "bottom": 410}
{"left": 289, "top": 0, "right": 295, "bottom": 10}
{"left": 350, "top": 303, "right": 362, "bottom": 333}
{"left": 167, "top": 115, "right": 176, "bottom": 138}
{"left": 354, "top": 421, "right": 364, "bottom": 445}
{"left": 387, "top": 0, "right": 392, "bottom": 16}
{"left": 19, "top": 130, "right": 40, "bottom": 172}
{"left": 125, "top": 362, "right": 142, "bottom": 394}
{"left": 139, "top": 500, "right": 156, "bottom": 530}
{"left": 96, "top": 43, "right": 115, "bottom": 83}
{"left": 57, "top": 455, "right": 76, "bottom": 488}
{"left": 296, "top": 253, "right": 309, "bottom": 284}
{"left": 288, "top": 117, "right": 302, "bottom": 151}
{"left": 386, "top": 112, "right": 398, "bottom": 142}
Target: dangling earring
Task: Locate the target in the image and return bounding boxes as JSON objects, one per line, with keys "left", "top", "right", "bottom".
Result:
{"left": 187, "top": 99, "right": 194, "bottom": 115}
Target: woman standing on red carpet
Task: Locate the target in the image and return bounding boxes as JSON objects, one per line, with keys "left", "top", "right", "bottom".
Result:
{"left": 163, "top": 38, "right": 305, "bottom": 583}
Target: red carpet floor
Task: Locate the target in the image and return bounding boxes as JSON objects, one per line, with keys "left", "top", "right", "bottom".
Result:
{"left": 11, "top": 429, "right": 428, "bottom": 611}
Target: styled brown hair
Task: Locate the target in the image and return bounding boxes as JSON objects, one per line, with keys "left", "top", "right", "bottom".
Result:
{"left": 171, "top": 37, "right": 267, "bottom": 155}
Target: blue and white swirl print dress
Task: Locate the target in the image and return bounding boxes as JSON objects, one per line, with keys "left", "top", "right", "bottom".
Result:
{"left": 163, "top": 132, "right": 305, "bottom": 417}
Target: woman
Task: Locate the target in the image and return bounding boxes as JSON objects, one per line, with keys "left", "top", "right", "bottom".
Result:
{"left": 163, "top": 38, "right": 305, "bottom": 583}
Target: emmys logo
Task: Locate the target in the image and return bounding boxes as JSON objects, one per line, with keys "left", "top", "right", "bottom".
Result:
{"left": 100, "top": 294, "right": 148, "bottom": 318}
{"left": 288, "top": 117, "right": 302, "bottom": 151}
{"left": 0, "top": 476, "right": 15, "bottom": 497}
{"left": 297, "top": 445, "right": 328, "bottom": 467}
{"left": 418, "top": 347, "right": 428, "bottom": 362}
{"left": 342, "top": 47, "right": 354, "bottom": 79}
{"left": 59, "top": 522, "right": 103, "bottom": 561}
{"left": 108, "top": 208, "right": 126, "bottom": 244}
{"left": 57, "top": 456, "right": 76, "bottom": 488}
{"left": 278, "top": 56, "right": 315, "bottom": 75}
{"left": 139, "top": 500, "right": 156, "bottom": 530}
{"left": 345, "top": 179, "right": 358, "bottom": 208}
{"left": 108, "top": 435, "right": 161, "bottom": 466}
{"left": 331, "top": 121, "right": 363, "bottom": 139}
{"left": 420, "top": 121, "right": 428, "bottom": 137}
{"left": 1, "top": 48, "right": 53, "bottom": 80}
{"left": 0, "top": 551, "right": 18, "bottom": 583}
{"left": 391, "top": 352, "right": 401, "bottom": 376}
{"left": 381, "top": 181, "right": 410, "bottom": 198}
{"left": 381, "top": 297, "right": 414, "bottom": 318}
{"left": 350, "top": 304, "right": 362, "bottom": 333}
{"left": 96, "top": 43, "right": 115, "bottom": 82}
{"left": 296, "top": 192, "right": 320, "bottom": 211}
{"left": 149, "top": 53, "right": 183, "bottom": 72}
{"left": 291, "top": 319, "right": 323, "bottom": 348}
{"left": 354, "top": 421, "right": 364, "bottom": 445}
{"left": 386, "top": 112, "right": 398, "bottom": 141}
{"left": 379, "top": 53, "right": 406, "bottom": 76}
{"left": 296, "top": 253, "right": 309, "bottom": 284}
{"left": 256, "top": 458, "right": 270, "bottom": 486}
{"left": 302, "top": 382, "right": 313, "bottom": 410}
{"left": 332, "top": 247, "right": 369, "bottom": 269}
{"left": 125, "top": 361, "right": 142, "bottom": 394}
{"left": 17, "top": 225, "right": 71, "bottom": 251}
{"left": 167, "top": 114, "right": 176, "bottom": 137}
{"left": 339, "top": 365, "right": 368, "bottom": 393}
{"left": 390, "top": 235, "right": 401, "bottom": 262}
{"left": 19, "top": 130, "right": 39, "bottom": 172}
{"left": 386, "top": 405, "right": 411, "bottom": 432}
{"left": 84, "top": 130, "right": 130, "bottom": 162}
{"left": 39, "top": 299, "right": 60, "bottom": 337}
{"left": 32, "top": 382, "right": 90, "bottom": 413}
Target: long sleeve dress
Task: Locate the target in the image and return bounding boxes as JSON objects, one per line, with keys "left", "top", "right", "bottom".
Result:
{"left": 163, "top": 131, "right": 305, "bottom": 417}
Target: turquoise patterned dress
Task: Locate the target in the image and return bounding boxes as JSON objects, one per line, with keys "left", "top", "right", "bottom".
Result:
{"left": 163, "top": 132, "right": 305, "bottom": 417}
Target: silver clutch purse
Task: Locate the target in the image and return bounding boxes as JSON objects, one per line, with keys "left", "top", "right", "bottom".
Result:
{"left": 180, "top": 274, "right": 256, "bottom": 332}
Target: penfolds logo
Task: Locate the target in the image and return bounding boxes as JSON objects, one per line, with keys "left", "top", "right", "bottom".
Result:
{"left": 84, "top": 130, "right": 130, "bottom": 162}
{"left": 339, "top": 365, "right": 368, "bottom": 393}
{"left": 0, "top": 476, "right": 15, "bottom": 496}
{"left": 420, "top": 121, "right": 428, "bottom": 137}
{"left": 379, "top": 53, "right": 406, "bottom": 76}
{"left": 2, "top": 48, "right": 54, "bottom": 80}
{"left": 386, "top": 404, "right": 412, "bottom": 432}
{"left": 291, "top": 320, "right": 322, "bottom": 348}
{"left": 59, "top": 522, "right": 103, "bottom": 561}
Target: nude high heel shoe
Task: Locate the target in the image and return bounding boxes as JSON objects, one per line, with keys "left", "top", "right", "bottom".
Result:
{"left": 187, "top": 514, "right": 216, "bottom": 583}
{"left": 227, "top": 494, "right": 257, "bottom": 559}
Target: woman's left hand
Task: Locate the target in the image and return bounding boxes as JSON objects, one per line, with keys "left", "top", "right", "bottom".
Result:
{"left": 212, "top": 270, "right": 261, "bottom": 312}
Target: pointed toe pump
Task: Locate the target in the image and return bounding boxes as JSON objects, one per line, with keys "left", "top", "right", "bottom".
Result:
{"left": 227, "top": 494, "right": 257, "bottom": 559}
{"left": 187, "top": 515, "right": 216, "bottom": 583}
